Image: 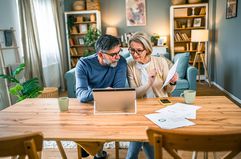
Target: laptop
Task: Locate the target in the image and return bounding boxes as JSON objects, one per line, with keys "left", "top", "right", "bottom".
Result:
{"left": 93, "top": 88, "right": 136, "bottom": 115}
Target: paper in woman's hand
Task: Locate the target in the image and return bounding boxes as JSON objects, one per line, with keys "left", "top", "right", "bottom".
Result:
{"left": 161, "top": 59, "right": 179, "bottom": 90}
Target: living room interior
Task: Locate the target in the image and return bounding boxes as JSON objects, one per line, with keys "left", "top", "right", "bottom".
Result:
{"left": 0, "top": 0, "right": 241, "bottom": 158}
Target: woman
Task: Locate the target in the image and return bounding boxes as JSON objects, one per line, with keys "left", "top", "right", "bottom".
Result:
{"left": 126, "top": 32, "right": 178, "bottom": 159}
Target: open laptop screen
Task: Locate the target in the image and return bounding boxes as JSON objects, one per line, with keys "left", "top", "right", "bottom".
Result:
{"left": 93, "top": 88, "right": 136, "bottom": 115}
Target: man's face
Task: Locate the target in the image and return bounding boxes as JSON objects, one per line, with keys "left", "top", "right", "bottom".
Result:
{"left": 101, "top": 45, "right": 122, "bottom": 67}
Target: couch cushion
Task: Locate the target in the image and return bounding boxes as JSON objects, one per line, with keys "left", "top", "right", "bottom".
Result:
{"left": 175, "top": 78, "right": 189, "bottom": 89}
{"left": 174, "top": 52, "right": 190, "bottom": 79}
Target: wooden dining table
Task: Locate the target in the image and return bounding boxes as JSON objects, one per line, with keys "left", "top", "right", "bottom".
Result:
{"left": 0, "top": 96, "right": 241, "bottom": 158}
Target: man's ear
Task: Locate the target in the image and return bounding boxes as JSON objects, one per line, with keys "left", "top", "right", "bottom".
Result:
{"left": 98, "top": 52, "right": 103, "bottom": 58}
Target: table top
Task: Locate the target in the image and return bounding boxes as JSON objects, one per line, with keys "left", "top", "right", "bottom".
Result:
{"left": 0, "top": 96, "right": 240, "bottom": 142}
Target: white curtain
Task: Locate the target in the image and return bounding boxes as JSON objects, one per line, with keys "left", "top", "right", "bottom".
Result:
{"left": 19, "top": 0, "right": 66, "bottom": 90}
{"left": 33, "top": 0, "right": 62, "bottom": 88}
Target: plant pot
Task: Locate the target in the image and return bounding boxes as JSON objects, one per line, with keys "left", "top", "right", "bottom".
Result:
{"left": 171, "top": 0, "right": 186, "bottom": 5}
{"left": 188, "top": 0, "right": 201, "bottom": 4}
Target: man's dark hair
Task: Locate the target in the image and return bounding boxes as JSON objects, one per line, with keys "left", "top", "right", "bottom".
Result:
{"left": 95, "top": 34, "right": 120, "bottom": 53}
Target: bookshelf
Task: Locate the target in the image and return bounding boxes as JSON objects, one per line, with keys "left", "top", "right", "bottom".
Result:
{"left": 170, "top": 3, "right": 208, "bottom": 64}
{"left": 64, "top": 10, "right": 101, "bottom": 69}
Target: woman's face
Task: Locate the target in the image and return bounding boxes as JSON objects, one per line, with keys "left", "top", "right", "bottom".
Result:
{"left": 129, "top": 41, "right": 148, "bottom": 64}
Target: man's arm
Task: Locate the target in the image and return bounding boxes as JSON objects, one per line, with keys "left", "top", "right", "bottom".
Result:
{"left": 75, "top": 60, "right": 93, "bottom": 103}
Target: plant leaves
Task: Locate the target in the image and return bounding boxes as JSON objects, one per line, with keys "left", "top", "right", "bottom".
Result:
{"left": 12, "top": 63, "right": 25, "bottom": 76}
{"left": 0, "top": 74, "right": 19, "bottom": 83}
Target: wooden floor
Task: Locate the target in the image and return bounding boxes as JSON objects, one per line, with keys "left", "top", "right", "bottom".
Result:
{"left": 3, "top": 82, "right": 240, "bottom": 159}
{"left": 41, "top": 148, "right": 241, "bottom": 159}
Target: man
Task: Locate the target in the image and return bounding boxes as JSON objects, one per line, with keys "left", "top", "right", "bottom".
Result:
{"left": 75, "top": 34, "right": 127, "bottom": 158}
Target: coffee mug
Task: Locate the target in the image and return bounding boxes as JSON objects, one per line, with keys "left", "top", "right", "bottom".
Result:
{"left": 58, "top": 97, "right": 69, "bottom": 112}
{"left": 180, "top": 90, "right": 196, "bottom": 104}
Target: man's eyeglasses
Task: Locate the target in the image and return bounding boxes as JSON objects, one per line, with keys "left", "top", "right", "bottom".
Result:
{"left": 103, "top": 49, "right": 122, "bottom": 57}
{"left": 128, "top": 48, "right": 145, "bottom": 55}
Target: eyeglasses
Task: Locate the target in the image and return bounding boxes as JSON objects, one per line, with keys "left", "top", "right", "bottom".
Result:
{"left": 128, "top": 48, "right": 145, "bottom": 55}
{"left": 103, "top": 49, "right": 122, "bottom": 57}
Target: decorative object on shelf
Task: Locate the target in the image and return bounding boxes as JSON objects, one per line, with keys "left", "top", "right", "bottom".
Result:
{"left": 226, "top": 0, "right": 238, "bottom": 19}
{"left": 79, "top": 24, "right": 88, "bottom": 34}
{"left": 171, "top": 0, "right": 186, "bottom": 5}
{"left": 191, "top": 29, "right": 211, "bottom": 86}
{"left": 90, "top": 14, "right": 96, "bottom": 22}
{"left": 188, "top": 0, "right": 202, "bottom": 4}
{"left": 106, "top": 27, "right": 118, "bottom": 37}
{"left": 150, "top": 34, "right": 160, "bottom": 46}
{"left": 0, "top": 63, "right": 43, "bottom": 102}
{"left": 193, "top": 18, "right": 202, "bottom": 27}
{"left": 126, "top": 0, "right": 146, "bottom": 26}
{"left": 72, "top": 0, "right": 86, "bottom": 11}
{"left": 86, "top": 0, "right": 100, "bottom": 10}
{"left": 157, "top": 36, "right": 167, "bottom": 46}
{"left": 3, "top": 30, "right": 13, "bottom": 46}
{"left": 83, "top": 27, "right": 101, "bottom": 56}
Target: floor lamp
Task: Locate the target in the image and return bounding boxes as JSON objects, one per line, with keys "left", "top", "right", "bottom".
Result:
{"left": 191, "top": 29, "right": 211, "bottom": 87}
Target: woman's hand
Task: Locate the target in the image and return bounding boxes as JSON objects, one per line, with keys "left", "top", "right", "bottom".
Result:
{"left": 170, "top": 73, "right": 179, "bottom": 83}
{"left": 148, "top": 69, "right": 157, "bottom": 86}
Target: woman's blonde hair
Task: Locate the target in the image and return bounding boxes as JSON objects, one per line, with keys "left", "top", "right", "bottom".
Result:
{"left": 128, "top": 32, "right": 153, "bottom": 55}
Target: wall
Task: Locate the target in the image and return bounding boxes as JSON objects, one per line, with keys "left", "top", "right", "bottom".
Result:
{"left": 0, "top": 0, "right": 22, "bottom": 109}
{"left": 213, "top": 0, "right": 241, "bottom": 101}
{"left": 65, "top": 0, "right": 171, "bottom": 37}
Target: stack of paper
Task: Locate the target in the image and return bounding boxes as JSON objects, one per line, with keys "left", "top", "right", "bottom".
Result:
{"left": 145, "top": 103, "right": 201, "bottom": 129}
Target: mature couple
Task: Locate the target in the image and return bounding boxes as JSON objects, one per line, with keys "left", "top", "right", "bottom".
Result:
{"left": 75, "top": 33, "right": 178, "bottom": 159}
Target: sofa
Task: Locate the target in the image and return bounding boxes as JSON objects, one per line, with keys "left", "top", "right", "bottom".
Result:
{"left": 64, "top": 52, "right": 197, "bottom": 97}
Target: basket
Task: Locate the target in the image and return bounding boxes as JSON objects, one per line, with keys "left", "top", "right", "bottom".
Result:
{"left": 73, "top": 0, "right": 86, "bottom": 11}
{"left": 171, "top": 0, "right": 186, "bottom": 5}
{"left": 86, "top": 0, "right": 100, "bottom": 10}
{"left": 39, "top": 87, "right": 59, "bottom": 98}
{"left": 188, "top": 0, "right": 201, "bottom": 4}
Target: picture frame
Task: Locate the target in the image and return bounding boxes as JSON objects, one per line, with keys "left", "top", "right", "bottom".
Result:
{"left": 157, "top": 36, "right": 167, "bottom": 46}
{"left": 78, "top": 38, "right": 84, "bottom": 45}
{"left": 79, "top": 24, "right": 88, "bottom": 34}
{"left": 193, "top": 18, "right": 202, "bottom": 27}
{"left": 226, "top": 0, "right": 238, "bottom": 19}
{"left": 126, "top": 0, "right": 146, "bottom": 26}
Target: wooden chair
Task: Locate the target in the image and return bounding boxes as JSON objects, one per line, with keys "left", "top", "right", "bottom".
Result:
{"left": 146, "top": 127, "right": 241, "bottom": 159}
{"left": 0, "top": 132, "right": 43, "bottom": 159}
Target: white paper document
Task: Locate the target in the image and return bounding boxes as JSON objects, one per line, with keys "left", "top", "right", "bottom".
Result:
{"left": 145, "top": 103, "right": 201, "bottom": 129}
{"left": 145, "top": 113, "right": 195, "bottom": 129}
{"left": 156, "top": 103, "right": 201, "bottom": 119}
{"left": 161, "top": 59, "right": 179, "bottom": 90}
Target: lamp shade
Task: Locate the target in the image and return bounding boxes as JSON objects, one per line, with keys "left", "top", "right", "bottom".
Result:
{"left": 191, "top": 29, "right": 209, "bottom": 42}
{"left": 106, "top": 27, "right": 118, "bottom": 37}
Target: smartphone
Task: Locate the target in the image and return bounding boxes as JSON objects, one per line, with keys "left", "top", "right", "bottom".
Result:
{"left": 159, "top": 99, "right": 172, "bottom": 105}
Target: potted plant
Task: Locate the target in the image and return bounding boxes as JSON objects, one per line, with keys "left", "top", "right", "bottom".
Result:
{"left": 0, "top": 63, "right": 43, "bottom": 102}
{"left": 83, "top": 27, "right": 101, "bottom": 56}
{"left": 150, "top": 34, "right": 160, "bottom": 46}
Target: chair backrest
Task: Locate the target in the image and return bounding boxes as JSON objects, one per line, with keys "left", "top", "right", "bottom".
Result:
{"left": 146, "top": 127, "right": 241, "bottom": 159}
{"left": 0, "top": 132, "right": 43, "bottom": 159}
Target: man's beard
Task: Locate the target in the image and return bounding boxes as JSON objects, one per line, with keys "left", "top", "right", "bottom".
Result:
{"left": 103, "top": 57, "right": 119, "bottom": 67}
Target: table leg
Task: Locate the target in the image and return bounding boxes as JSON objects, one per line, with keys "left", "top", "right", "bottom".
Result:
{"left": 115, "top": 141, "right": 119, "bottom": 159}
{"left": 77, "top": 145, "right": 82, "bottom": 159}
{"left": 56, "top": 140, "right": 67, "bottom": 159}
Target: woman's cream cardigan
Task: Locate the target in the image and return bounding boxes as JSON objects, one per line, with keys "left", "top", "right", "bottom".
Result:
{"left": 127, "top": 56, "right": 175, "bottom": 98}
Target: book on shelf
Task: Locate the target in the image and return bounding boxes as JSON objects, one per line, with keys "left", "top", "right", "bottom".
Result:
{"left": 69, "top": 38, "right": 75, "bottom": 46}
{"left": 174, "top": 46, "right": 185, "bottom": 52}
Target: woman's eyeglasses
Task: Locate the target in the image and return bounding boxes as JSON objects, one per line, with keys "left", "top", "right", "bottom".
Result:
{"left": 128, "top": 48, "right": 145, "bottom": 55}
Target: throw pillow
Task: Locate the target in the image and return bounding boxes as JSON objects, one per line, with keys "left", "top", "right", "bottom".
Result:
{"left": 173, "top": 52, "right": 190, "bottom": 79}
